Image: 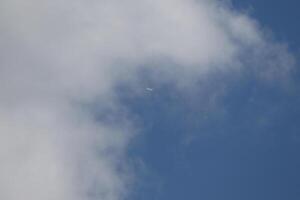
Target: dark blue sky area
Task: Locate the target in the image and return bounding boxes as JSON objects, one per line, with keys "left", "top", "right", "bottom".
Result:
{"left": 122, "top": 1, "right": 300, "bottom": 200}
{"left": 232, "top": 0, "right": 300, "bottom": 51}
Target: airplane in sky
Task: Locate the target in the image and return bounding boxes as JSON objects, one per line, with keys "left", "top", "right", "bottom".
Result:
{"left": 146, "top": 87, "right": 154, "bottom": 92}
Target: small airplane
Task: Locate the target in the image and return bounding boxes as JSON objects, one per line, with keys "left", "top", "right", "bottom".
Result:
{"left": 146, "top": 87, "right": 154, "bottom": 92}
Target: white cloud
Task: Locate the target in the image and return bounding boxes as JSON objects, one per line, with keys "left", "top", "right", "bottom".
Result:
{"left": 0, "top": 0, "right": 294, "bottom": 200}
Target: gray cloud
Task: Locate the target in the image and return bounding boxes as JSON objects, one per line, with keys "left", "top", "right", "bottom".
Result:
{"left": 0, "top": 0, "right": 294, "bottom": 200}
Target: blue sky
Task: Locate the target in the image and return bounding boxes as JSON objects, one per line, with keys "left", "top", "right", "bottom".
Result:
{"left": 233, "top": 0, "right": 300, "bottom": 51}
{"left": 1, "top": 0, "right": 299, "bottom": 200}
{"left": 123, "top": 1, "right": 300, "bottom": 200}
